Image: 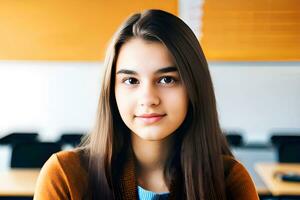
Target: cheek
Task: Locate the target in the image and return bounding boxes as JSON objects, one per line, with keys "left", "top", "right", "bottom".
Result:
{"left": 162, "top": 88, "right": 188, "bottom": 111}
{"left": 161, "top": 88, "right": 189, "bottom": 127}
{"left": 115, "top": 88, "right": 134, "bottom": 120}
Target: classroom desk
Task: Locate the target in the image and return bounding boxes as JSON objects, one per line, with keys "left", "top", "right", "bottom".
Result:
{"left": 255, "top": 163, "right": 300, "bottom": 196}
{"left": 0, "top": 169, "right": 39, "bottom": 197}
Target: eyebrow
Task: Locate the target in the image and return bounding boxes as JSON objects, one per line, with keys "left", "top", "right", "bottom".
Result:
{"left": 116, "top": 66, "right": 178, "bottom": 75}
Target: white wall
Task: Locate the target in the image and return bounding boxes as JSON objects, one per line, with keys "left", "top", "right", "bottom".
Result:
{"left": 0, "top": 61, "right": 299, "bottom": 143}
{"left": 210, "top": 62, "right": 300, "bottom": 142}
{"left": 0, "top": 61, "right": 101, "bottom": 141}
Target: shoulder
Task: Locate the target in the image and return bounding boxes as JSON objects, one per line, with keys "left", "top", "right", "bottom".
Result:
{"left": 223, "top": 155, "right": 253, "bottom": 183}
{"left": 55, "top": 149, "right": 86, "bottom": 170}
{"left": 34, "top": 149, "right": 88, "bottom": 200}
{"left": 42, "top": 149, "right": 87, "bottom": 180}
{"left": 222, "top": 155, "right": 259, "bottom": 200}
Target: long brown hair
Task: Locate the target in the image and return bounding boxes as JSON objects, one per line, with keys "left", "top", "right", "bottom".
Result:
{"left": 81, "top": 9, "right": 232, "bottom": 200}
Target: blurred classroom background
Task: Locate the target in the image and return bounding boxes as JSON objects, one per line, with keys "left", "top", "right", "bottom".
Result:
{"left": 0, "top": 0, "right": 299, "bottom": 199}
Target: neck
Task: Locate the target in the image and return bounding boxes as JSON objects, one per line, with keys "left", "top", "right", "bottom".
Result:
{"left": 131, "top": 133, "right": 175, "bottom": 192}
{"left": 131, "top": 133, "right": 175, "bottom": 171}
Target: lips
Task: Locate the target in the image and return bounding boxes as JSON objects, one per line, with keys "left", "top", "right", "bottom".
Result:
{"left": 135, "top": 113, "right": 166, "bottom": 124}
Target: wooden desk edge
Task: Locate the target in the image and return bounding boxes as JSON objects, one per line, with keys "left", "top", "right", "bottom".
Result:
{"left": 254, "top": 163, "right": 300, "bottom": 196}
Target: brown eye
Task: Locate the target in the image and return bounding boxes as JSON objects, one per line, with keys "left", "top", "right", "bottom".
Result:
{"left": 159, "top": 76, "right": 176, "bottom": 84}
{"left": 124, "top": 77, "right": 139, "bottom": 85}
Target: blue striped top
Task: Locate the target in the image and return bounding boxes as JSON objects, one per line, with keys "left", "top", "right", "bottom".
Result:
{"left": 137, "top": 186, "right": 169, "bottom": 200}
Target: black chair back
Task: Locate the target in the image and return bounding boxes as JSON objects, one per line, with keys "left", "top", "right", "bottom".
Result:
{"left": 271, "top": 135, "right": 300, "bottom": 145}
{"left": 270, "top": 135, "right": 300, "bottom": 163}
{"left": 225, "top": 133, "right": 244, "bottom": 147}
{"left": 0, "top": 132, "right": 39, "bottom": 145}
{"left": 59, "top": 133, "right": 84, "bottom": 147}
{"left": 10, "top": 141, "right": 62, "bottom": 168}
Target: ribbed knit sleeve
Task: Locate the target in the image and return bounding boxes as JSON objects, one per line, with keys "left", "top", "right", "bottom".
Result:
{"left": 225, "top": 158, "right": 259, "bottom": 200}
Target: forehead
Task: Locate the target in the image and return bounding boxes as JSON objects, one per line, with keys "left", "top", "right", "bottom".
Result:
{"left": 115, "top": 38, "right": 175, "bottom": 73}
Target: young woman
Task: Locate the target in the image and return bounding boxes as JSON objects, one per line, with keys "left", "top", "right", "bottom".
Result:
{"left": 34, "top": 9, "right": 259, "bottom": 200}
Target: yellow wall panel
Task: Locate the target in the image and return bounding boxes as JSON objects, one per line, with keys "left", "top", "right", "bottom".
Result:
{"left": 201, "top": 0, "right": 300, "bottom": 61}
{"left": 0, "top": 0, "right": 177, "bottom": 61}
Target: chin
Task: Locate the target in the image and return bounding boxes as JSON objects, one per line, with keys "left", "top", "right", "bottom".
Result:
{"left": 135, "top": 131, "right": 172, "bottom": 141}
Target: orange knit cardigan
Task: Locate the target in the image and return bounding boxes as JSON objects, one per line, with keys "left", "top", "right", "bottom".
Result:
{"left": 34, "top": 150, "right": 259, "bottom": 200}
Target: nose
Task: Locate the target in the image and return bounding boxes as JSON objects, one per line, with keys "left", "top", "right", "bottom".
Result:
{"left": 138, "top": 82, "right": 160, "bottom": 107}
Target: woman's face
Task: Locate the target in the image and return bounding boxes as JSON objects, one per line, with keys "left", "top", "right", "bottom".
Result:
{"left": 114, "top": 38, "right": 188, "bottom": 141}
